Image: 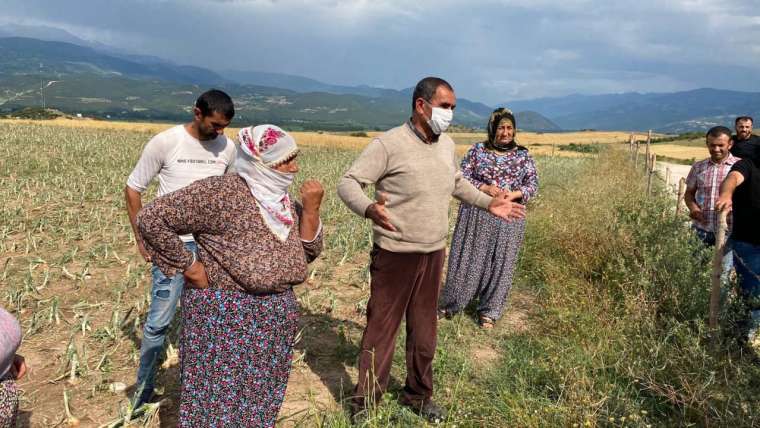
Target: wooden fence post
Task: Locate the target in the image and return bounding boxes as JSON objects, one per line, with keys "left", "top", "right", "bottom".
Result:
{"left": 676, "top": 177, "right": 686, "bottom": 214}
{"left": 629, "top": 134, "right": 635, "bottom": 154}
{"left": 709, "top": 210, "right": 729, "bottom": 334}
{"left": 647, "top": 153, "right": 657, "bottom": 196}
{"left": 645, "top": 130, "right": 652, "bottom": 171}
{"left": 665, "top": 167, "right": 671, "bottom": 189}
{"left": 635, "top": 142, "right": 640, "bottom": 168}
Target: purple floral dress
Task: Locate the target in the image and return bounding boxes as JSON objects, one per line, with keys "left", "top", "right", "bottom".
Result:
{"left": 439, "top": 143, "right": 538, "bottom": 320}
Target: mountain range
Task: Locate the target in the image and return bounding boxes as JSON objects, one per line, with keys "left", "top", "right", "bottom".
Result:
{"left": 0, "top": 36, "right": 563, "bottom": 131}
{"left": 505, "top": 90, "right": 760, "bottom": 133}
{"left": 0, "top": 26, "right": 756, "bottom": 133}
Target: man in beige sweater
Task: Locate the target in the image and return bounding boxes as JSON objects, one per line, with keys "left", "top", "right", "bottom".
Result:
{"left": 337, "top": 77, "right": 525, "bottom": 422}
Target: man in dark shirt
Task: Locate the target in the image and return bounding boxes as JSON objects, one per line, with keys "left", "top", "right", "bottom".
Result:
{"left": 730, "top": 116, "right": 760, "bottom": 160}
{"left": 717, "top": 156, "right": 760, "bottom": 346}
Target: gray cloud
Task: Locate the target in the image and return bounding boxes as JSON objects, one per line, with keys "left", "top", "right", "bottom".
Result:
{"left": 2, "top": 0, "right": 759, "bottom": 104}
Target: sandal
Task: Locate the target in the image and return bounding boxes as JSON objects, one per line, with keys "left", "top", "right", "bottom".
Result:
{"left": 478, "top": 315, "right": 495, "bottom": 330}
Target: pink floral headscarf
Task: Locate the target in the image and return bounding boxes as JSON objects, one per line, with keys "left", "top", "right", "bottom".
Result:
{"left": 236, "top": 125, "right": 299, "bottom": 241}
{"left": 238, "top": 125, "right": 299, "bottom": 167}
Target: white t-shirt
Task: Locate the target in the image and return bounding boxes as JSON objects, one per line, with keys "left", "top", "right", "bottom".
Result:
{"left": 127, "top": 125, "right": 237, "bottom": 241}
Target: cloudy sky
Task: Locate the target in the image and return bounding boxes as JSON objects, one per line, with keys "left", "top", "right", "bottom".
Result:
{"left": 3, "top": 0, "right": 760, "bottom": 105}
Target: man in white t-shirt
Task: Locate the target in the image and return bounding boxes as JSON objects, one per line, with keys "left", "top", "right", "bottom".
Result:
{"left": 124, "top": 89, "right": 237, "bottom": 409}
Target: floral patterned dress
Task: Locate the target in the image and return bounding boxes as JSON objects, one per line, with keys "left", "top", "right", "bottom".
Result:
{"left": 0, "top": 307, "right": 21, "bottom": 428}
{"left": 138, "top": 174, "right": 322, "bottom": 427}
{"left": 439, "top": 143, "right": 538, "bottom": 320}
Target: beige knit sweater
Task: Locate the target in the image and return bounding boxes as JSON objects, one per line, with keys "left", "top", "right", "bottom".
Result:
{"left": 337, "top": 123, "right": 492, "bottom": 253}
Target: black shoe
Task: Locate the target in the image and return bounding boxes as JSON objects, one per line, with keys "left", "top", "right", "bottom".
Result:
{"left": 403, "top": 399, "right": 447, "bottom": 424}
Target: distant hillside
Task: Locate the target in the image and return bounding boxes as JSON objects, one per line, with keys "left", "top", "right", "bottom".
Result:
{"left": 506, "top": 89, "right": 760, "bottom": 132}
{"left": 514, "top": 111, "right": 561, "bottom": 132}
{"left": 0, "top": 37, "right": 227, "bottom": 85}
{"left": 221, "top": 70, "right": 400, "bottom": 98}
{"left": 3, "top": 36, "right": 551, "bottom": 131}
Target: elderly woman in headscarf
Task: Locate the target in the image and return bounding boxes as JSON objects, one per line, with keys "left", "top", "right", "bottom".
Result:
{"left": 1, "top": 307, "right": 27, "bottom": 428}
{"left": 137, "top": 125, "right": 323, "bottom": 427}
{"left": 439, "top": 108, "right": 538, "bottom": 329}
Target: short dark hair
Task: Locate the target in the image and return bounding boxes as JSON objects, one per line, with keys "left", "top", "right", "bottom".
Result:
{"left": 735, "top": 116, "right": 753, "bottom": 125}
{"left": 195, "top": 89, "right": 235, "bottom": 120}
{"left": 705, "top": 126, "right": 732, "bottom": 141}
{"left": 411, "top": 77, "right": 453, "bottom": 110}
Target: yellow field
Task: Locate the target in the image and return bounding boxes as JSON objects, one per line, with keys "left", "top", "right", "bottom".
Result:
{"left": 648, "top": 144, "right": 706, "bottom": 161}
{"left": 0, "top": 117, "right": 650, "bottom": 160}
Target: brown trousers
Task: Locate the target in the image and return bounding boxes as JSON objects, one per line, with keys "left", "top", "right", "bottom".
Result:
{"left": 353, "top": 245, "right": 445, "bottom": 406}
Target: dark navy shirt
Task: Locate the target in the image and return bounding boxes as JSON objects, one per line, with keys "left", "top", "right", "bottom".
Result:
{"left": 730, "top": 158, "right": 760, "bottom": 245}
{"left": 730, "top": 134, "right": 760, "bottom": 161}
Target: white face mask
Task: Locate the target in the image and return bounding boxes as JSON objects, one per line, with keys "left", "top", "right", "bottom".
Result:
{"left": 426, "top": 104, "right": 454, "bottom": 135}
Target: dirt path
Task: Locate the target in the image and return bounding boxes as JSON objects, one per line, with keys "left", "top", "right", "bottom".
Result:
{"left": 654, "top": 161, "right": 692, "bottom": 195}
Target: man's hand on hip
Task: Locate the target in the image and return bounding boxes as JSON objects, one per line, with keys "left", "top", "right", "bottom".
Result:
{"left": 365, "top": 192, "right": 397, "bottom": 232}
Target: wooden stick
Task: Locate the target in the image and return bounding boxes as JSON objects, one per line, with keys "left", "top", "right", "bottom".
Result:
{"left": 709, "top": 210, "right": 729, "bottom": 333}
{"left": 635, "top": 142, "right": 640, "bottom": 168}
{"left": 645, "top": 130, "right": 652, "bottom": 170}
{"left": 646, "top": 153, "right": 657, "bottom": 196}
{"left": 676, "top": 177, "right": 686, "bottom": 214}
{"left": 665, "top": 167, "right": 671, "bottom": 188}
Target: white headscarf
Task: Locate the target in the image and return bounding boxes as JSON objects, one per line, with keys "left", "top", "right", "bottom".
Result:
{"left": 236, "top": 125, "right": 300, "bottom": 241}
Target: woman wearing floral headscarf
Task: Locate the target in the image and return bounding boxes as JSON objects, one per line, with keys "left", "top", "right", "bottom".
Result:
{"left": 439, "top": 108, "right": 538, "bottom": 329}
{"left": 1, "top": 307, "right": 27, "bottom": 428}
{"left": 137, "top": 125, "right": 324, "bottom": 427}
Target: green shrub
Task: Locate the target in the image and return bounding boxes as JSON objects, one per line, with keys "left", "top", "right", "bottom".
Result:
{"left": 559, "top": 143, "right": 602, "bottom": 153}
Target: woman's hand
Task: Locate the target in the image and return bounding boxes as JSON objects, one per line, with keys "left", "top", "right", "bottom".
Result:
{"left": 184, "top": 260, "right": 209, "bottom": 289}
{"left": 10, "top": 354, "right": 27, "bottom": 380}
{"left": 300, "top": 180, "right": 324, "bottom": 213}
{"left": 479, "top": 184, "right": 501, "bottom": 197}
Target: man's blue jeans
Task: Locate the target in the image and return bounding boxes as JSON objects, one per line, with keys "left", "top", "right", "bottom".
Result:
{"left": 732, "top": 239, "right": 760, "bottom": 337}
{"left": 134, "top": 241, "right": 196, "bottom": 404}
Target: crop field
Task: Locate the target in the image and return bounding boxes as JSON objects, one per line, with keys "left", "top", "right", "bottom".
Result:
{"left": 647, "top": 144, "right": 705, "bottom": 163}
{"left": 0, "top": 118, "right": 644, "bottom": 157}
{"left": 2, "top": 119, "right": 760, "bottom": 427}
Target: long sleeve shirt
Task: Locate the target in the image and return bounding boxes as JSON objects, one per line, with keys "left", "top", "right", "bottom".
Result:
{"left": 337, "top": 123, "right": 492, "bottom": 253}
{"left": 460, "top": 143, "right": 539, "bottom": 203}
{"left": 138, "top": 174, "right": 322, "bottom": 294}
